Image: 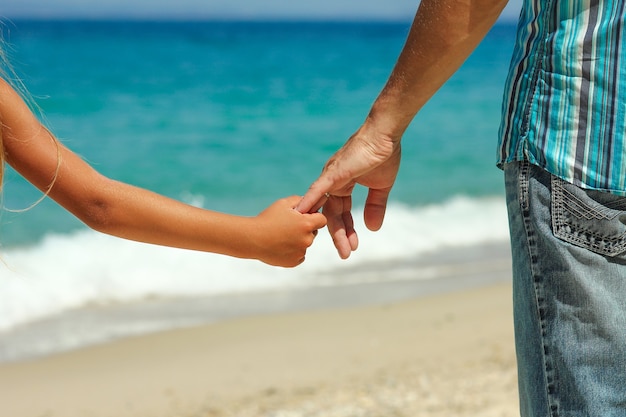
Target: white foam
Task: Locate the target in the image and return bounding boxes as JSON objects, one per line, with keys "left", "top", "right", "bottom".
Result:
{"left": 0, "top": 195, "right": 509, "bottom": 331}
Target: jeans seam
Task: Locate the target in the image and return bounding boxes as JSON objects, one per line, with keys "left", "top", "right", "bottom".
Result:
{"left": 518, "top": 162, "right": 558, "bottom": 417}
{"left": 519, "top": 161, "right": 530, "bottom": 211}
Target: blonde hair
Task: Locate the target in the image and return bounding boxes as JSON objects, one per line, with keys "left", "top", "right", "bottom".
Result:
{"left": 0, "top": 24, "right": 9, "bottom": 189}
{"left": 0, "top": 22, "right": 61, "bottom": 209}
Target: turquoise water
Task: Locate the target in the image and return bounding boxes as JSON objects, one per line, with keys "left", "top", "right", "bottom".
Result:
{"left": 2, "top": 20, "right": 515, "bottom": 245}
{"left": 0, "top": 20, "right": 516, "bottom": 336}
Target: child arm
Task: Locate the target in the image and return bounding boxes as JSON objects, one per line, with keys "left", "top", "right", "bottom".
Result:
{"left": 0, "top": 79, "right": 326, "bottom": 267}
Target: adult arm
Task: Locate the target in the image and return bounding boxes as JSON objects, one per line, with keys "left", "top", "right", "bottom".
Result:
{"left": 296, "top": 0, "right": 509, "bottom": 258}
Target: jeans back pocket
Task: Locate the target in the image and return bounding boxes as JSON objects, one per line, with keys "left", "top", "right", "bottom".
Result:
{"left": 552, "top": 176, "right": 626, "bottom": 257}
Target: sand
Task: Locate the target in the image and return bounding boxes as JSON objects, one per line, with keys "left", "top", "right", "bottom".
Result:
{"left": 0, "top": 277, "right": 518, "bottom": 417}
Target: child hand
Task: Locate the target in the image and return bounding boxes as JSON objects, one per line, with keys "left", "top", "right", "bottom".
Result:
{"left": 251, "top": 196, "right": 327, "bottom": 267}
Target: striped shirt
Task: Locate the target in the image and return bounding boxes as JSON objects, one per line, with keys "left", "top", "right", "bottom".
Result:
{"left": 497, "top": 0, "right": 626, "bottom": 194}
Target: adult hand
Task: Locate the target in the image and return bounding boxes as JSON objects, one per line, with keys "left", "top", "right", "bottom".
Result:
{"left": 296, "top": 122, "right": 401, "bottom": 259}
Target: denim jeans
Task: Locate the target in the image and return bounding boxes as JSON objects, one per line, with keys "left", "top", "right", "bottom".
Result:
{"left": 504, "top": 161, "right": 626, "bottom": 417}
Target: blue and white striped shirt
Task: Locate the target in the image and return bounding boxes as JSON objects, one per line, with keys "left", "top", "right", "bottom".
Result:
{"left": 498, "top": 0, "right": 626, "bottom": 194}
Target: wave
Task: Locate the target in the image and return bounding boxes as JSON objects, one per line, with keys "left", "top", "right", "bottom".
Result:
{"left": 0, "top": 195, "right": 509, "bottom": 332}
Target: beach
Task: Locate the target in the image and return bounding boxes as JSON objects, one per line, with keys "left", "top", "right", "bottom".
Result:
{"left": 0, "top": 244, "right": 519, "bottom": 417}
{"left": 0, "top": 19, "right": 521, "bottom": 417}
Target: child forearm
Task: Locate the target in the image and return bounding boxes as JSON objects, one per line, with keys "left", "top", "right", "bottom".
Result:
{"left": 77, "top": 179, "right": 320, "bottom": 267}
{"left": 73, "top": 176, "right": 257, "bottom": 255}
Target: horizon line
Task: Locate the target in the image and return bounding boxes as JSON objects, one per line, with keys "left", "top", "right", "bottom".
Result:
{"left": 2, "top": 15, "right": 520, "bottom": 24}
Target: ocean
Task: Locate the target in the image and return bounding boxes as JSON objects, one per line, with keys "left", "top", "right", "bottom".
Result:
{"left": 0, "top": 20, "right": 516, "bottom": 361}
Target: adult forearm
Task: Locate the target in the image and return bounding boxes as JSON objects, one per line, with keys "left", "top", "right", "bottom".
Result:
{"left": 368, "top": 0, "right": 509, "bottom": 140}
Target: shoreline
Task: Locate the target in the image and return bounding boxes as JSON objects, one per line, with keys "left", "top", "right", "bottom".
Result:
{"left": 0, "top": 280, "right": 519, "bottom": 417}
{"left": 0, "top": 241, "right": 519, "bottom": 417}
{"left": 1, "top": 241, "right": 512, "bottom": 363}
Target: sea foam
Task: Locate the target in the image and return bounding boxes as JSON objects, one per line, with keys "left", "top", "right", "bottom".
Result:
{"left": 0, "top": 196, "right": 509, "bottom": 332}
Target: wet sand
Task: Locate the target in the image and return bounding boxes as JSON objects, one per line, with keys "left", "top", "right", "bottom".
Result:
{"left": 0, "top": 271, "right": 518, "bottom": 417}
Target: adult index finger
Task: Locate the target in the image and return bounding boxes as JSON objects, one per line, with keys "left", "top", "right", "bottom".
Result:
{"left": 295, "top": 178, "right": 333, "bottom": 213}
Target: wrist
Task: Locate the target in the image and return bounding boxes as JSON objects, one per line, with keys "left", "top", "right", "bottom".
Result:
{"left": 366, "top": 98, "right": 417, "bottom": 143}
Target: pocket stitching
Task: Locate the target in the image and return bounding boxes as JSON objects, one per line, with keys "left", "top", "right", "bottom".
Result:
{"left": 552, "top": 177, "right": 626, "bottom": 256}
{"left": 557, "top": 184, "right": 621, "bottom": 221}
